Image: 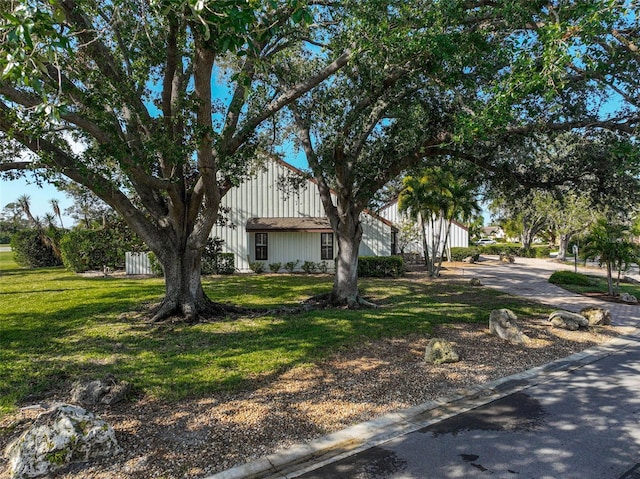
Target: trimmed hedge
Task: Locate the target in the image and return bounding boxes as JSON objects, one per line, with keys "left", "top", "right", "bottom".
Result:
{"left": 477, "top": 243, "right": 521, "bottom": 256}
{"left": 358, "top": 255, "right": 404, "bottom": 278}
{"left": 450, "top": 247, "right": 481, "bottom": 262}
{"left": 11, "top": 229, "right": 63, "bottom": 268}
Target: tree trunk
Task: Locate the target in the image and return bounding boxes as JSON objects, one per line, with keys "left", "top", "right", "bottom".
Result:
{"left": 151, "top": 243, "right": 210, "bottom": 322}
{"left": 330, "top": 214, "right": 376, "bottom": 308}
{"left": 434, "top": 218, "right": 452, "bottom": 277}
{"left": 521, "top": 227, "right": 534, "bottom": 250}
{"left": 419, "top": 213, "right": 430, "bottom": 269}
{"left": 332, "top": 226, "right": 361, "bottom": 307}
{"left": 606, "top": 262, "right": 615, "bottom": 296}
{"left": 558, "top": 234, "right": 568, "bottom": 261}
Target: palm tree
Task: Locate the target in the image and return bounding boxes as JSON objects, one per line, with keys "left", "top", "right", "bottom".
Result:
{"left": 17, "top": 194, "right": 62, "bottom": 261}
{"left": 581, "top": 219, "right": 639, "bottom": 296}
{"left": 399, "top": 168, "right": 480, "bottom": 276}
{"left": 17, "top": 194, "right": 36, "bottom": 224}
{"left": 398, "top": 175, "right": 430, "bottom": 269}
{"left": 435, "top": 179, "right": 480, "bottom": 276}
{"left": 50, "top": 199, "right": 64, "bottom": 228}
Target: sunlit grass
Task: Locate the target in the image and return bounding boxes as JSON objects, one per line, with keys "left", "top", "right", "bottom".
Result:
{"left": 549, "top": 269, "right": 640, "bottom": 297}
{"left": 0, "top": 251, "right": 549, "bottom": 416}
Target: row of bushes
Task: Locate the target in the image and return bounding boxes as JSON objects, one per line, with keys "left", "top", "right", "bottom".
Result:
{"left": 249, "top": 260, "right": 330, "bottom": 274}
{"left": 248, "top": 256, "right": 405, "bottom": 278}
{"left": 450, "top": 245, "right": 554, "bottom": 261}
{"left": 358, "top": 256, "right": 405, "bottom": 278}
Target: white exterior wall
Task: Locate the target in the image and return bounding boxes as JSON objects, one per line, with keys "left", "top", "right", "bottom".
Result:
{"left": 247, "top": 231, "right": 334, "bottom": 270}
{"left": 211, "top": 159, "right": 393, "bottom": 272}
{"left": 379, "top": 200, "right": 469, "bottom": 255}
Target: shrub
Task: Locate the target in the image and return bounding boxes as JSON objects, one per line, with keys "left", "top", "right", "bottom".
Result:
{"left": 214, "top": 253, "right": 235, "bottom": 275}
{"left": 201, "top": 238, "right": 235, "bottom": 275}
{"left": 358, "top": 256, "right": 404, "bottom": 278}
{"left": 268, "top": 262, "right": 282, "bottom": 273}
{"left": 549, "top": 270, "right": 593, "bottom": 286}
{"left": 301, "top": 260, "right": 317, "bottom": 274}
{"left": 518, "top": 247, "right": 537, "bottom": 258}
{"left": 450, "top": 247, "right": 480, "bottom": 262}
{"left": 534, "top": 246, "right": 553, "bottom": 258}
{"left": 11, "top": 229, "right": 63, "bottom": 268}
{"left": 59, "top": 221, "right": 143, "bottom": 273}
{"left": 317, "top": 261, "right": 329, "bottom": 273}
{"left": 148, "top": 252, "right": 163, "bottom": 276}
{"left": 480, "top": 244, "right": 521, "bottom": 256}
{"left": 249, "top": 261, "right": 265, "bottom": 274}
{"left": 284, "top": 260, "right": 299, "bottom": 273}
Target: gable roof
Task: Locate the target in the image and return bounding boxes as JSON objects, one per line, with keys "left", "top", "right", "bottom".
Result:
{"left": 271, "top": 156, "right": 397, "bottom": 231}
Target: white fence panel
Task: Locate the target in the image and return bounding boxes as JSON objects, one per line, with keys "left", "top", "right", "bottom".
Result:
{"left": 126, "top": 252, "right": 152, "bottom": 275}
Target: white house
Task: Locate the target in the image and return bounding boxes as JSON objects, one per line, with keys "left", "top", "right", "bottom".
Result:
{"left": 210, "top": 158, "right": 397, "bottom": 272}
{"left": 378, "top": 198, "right": 469, "bottom": 258}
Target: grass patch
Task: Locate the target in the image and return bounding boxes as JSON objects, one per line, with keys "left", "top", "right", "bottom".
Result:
{"left": 1, "top": 251, "right": 549, "bottom": 416}
{"left": 549, "top": 270, "right": 594, "bottom": 286}
{"left": 549, "top": 269, "right": 640, "bottom": 297}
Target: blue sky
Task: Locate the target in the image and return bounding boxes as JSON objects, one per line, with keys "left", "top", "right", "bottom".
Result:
{"left": 0, "top": 151, "right": 309, "bottom": 227}
{"left": 1, "top": 175, "right": 75, "bottom": 225}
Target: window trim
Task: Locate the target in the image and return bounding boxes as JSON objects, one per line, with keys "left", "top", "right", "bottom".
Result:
{"left": 320, "top": 232, "right": 334, "bottom": 260}
{"left": 255, "top": 232, "right": 268, "bottom": 260}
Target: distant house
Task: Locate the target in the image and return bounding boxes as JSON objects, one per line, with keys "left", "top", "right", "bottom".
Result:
{"left": 481, "top": 225, "right": 505, "bottom": 240}
{"left": 378, "top": 199, "right": 469, "bottom": 257}
{"left": 210, "top": 158, "right": 397, "bottom": 272}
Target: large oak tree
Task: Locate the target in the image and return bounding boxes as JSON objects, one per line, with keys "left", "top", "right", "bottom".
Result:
{"left": 0, "top": 0, "right": 351, "bottom": 321}
{"left": 284, "top": 0, "right": 604, "bottom": 307}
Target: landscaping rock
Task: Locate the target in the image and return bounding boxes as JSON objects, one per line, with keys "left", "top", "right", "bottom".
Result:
{"left": 5, "top": 404, "right": 121, "bottom": 478}
{"left": 462, "top": 256, "right": 476, "bottom": 264}
{"left": 70, "top": 375, "right": 130, "bottom": 406}
{"left": 489, "top": 309, "right": 529, "bottom": 344}
{"left": 621, "top": 292, "right": 638, "bottom": 303}
{"left": 623, "top": 276, "right": 640, "bottom": 284}
{"left": 548, "top": 310, "right": 589, "bottom": 331}
{"left": 469, "top": 278, "right": 482, "bottom": 286}
{"left": 579, "top": 307, "right": 612, "bottom": 326}
{"left": 499, "top": 254, "right": 515, "bottom": 263}
{"left": 424, "top": 338, "right": 460, "bottom": 364}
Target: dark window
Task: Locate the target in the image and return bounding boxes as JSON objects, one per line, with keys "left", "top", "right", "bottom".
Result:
{"left": 255, "top": 233, "right": 268, "bottom": 260}
{"left": 321, "top": 233, "right": 334, "bottom": 260}
{"left": 391, "top": 231, "right": 398, "bottom": 255}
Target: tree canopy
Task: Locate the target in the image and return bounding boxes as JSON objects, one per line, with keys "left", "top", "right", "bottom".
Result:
{"left": 0, "top": 0, "right": 351, "bottom": 320}
{"left": 1, "top": 0, "right": 639, "bottom": 317}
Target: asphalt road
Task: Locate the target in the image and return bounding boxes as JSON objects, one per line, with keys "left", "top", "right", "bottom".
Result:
{"left": 288, "top": 257, "right": 640, "bottom": 479}
{"left": 296, "top": 341, "right": 640, "bottom": 479}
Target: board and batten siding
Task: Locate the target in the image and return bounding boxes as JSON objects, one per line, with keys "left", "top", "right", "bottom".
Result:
{"left": 378, "top": 199, "right": 469, "bottom": 254}
{"left": 210, "top": 159, "right": 394, "bottom": 272}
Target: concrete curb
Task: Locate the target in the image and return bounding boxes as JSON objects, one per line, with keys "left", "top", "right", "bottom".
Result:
{"left": 204, "top": 329, "right": 640, "bottom": 479}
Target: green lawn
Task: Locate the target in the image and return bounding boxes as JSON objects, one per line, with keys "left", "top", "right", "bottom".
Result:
{"left": 0, "top": 251, "right": 549, "bottom": 416}
{"left": 549, "top": 269, "right": 640, "bottom": 297}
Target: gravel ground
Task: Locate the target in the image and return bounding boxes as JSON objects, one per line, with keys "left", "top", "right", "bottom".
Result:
{"left": 1, "top": 317, "right": 630, "bottom": 479}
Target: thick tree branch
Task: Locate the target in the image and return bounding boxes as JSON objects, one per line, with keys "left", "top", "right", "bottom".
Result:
{"left": 229, "top": 48, "right": 353, "bottom": 153}
{"left": 0, "top": 161, "right": 32, "bottom": 172}
{"left": 0, "top": 82, "right": 113, "bottom": 144}
{"left": 0, "top": 101, "right": 167, "bottom": 250}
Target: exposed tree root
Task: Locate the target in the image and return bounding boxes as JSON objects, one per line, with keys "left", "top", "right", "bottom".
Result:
{"left": 148, "top": 297, "right": 251, "bottom": 323}
{"left": 302, "top": 292, "right": 380, "bottom": 310}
